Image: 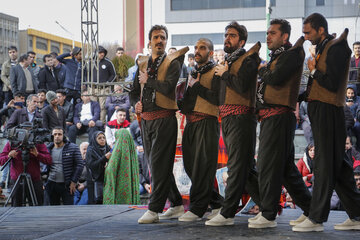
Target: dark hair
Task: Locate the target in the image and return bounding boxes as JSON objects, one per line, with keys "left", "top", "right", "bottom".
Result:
{"left": 42, "top": 54, "right": 52, "bottom": 62}
{"left": 225, "top": 21, "right": 248, "bottom": 44}
{"left": 8, "top": 46, "right": 17, "bottom": 52}
{"left": 116, "top": 47, "right": 124, "bottom": 52}
{"left": 353, "top": 41, "right": 360, "bottom": 47}
{"left": 56, "top": 89, "right": 67, "bottom": 96}
{"left": 50, "top": 52, "right": 58, "bottom": 58}
{"left": 37, "top": 89, "right": 47, "bottom": 94}
{"left": 270, "top": 18, "right": 291, "bottom": 41}
{"left": 52, "top": 126, "right": 64, "bottom": 134}
{"left": 19, "top": 54, "right": 29, "bottom": 63}
{"left": 116, "top": 108, "right": 127, "bottom": 113}
{"left": 197, "top": 38, "right": 214, "bottom": 51}
{"left": 14, "top": 91, "right": 25, "bottom": 98}
{"left": 27, "top": 51, "right": 36, "bottom": 55}
{"left": 148, "top": 25, "right": 168, "bottom": 41}
{"left": 347, "top": 135, "right": 353, "bottom": 144}
{"left": 188, "top": 53, "right": 195, "bottom": 59}
{"left": 303, "top": 13, "right": 328, "bottom": 35}
{"left": 307, "top": 142, "right": 315, "bottom": 151}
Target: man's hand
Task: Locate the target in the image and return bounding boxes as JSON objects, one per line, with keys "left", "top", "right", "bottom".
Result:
{"left": 135, "top": 101, "right": 143, "bottom": 114}
{"left": 137, "top": 146, "right": 144, "bottom": 153}
{"left": 76, "top": 122, "right": 82, "bottom": 129}
{"left": 215, "top": 62, "right": 229, "bottom": 77}
{"left": 258, "top": 62, "right": 267, "bottom": 70}
{"left": 105, "top": 152, "right": 112, "bottom": 159}
{"left": 77, "top": 183, "right": 85, "bottom": 192}
{"left": 69, "top": 182, "right": 76, "bottom": 195}
{"left": 88, "top": 120, "right": 95, "bottom": 127}
{"left": 144, "top": 183, "right": 151, "bottom": 193}
{"left": 115, "top": 106, "right": 120, "bottom": 110}
{"left": 139, "top": 71, "right": 148, "bottom": 84}
{"left": 8, "top": 150, "right": 18, "bottom": 158}
{"left": 346, "top": 101, "right": 354, "bottom": 107}
{"left": 29, "top": 148, "right": 38, "bottom": 157}
{"left": 7, "top": 99, "right": 15, "bottom": 108}
{"left": 66, "top": 121, "right": 73, "bottom": 126}
{"left": 307, "top": 58, "right": 316, "bottom": 72}
{"left": 188, "top": 73, "right": 200, "bottom": 87}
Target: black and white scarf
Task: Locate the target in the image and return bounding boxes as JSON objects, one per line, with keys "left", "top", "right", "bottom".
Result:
{"left": 225, "top": 48, "right": 246, "bottom": 67}
{"left": 147, "top": 53, "right": 166, "bottom": 79}
{"left": 190, "top": 61, "right": 215, "bottom": 79}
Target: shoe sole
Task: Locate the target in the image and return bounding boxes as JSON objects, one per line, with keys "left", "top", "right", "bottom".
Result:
{"left": 334, "top": 226, "right": 360, "bottom": 231}
{"left": 289, "top": 220, "right": 306, "bottom": 226}
{"left": 178, "top": 218, "right": 202, "bottom": 222}
{"left": 205, "top": 221, "right": 234, "bottom": 226}
{"left": 159, "top": 214, "right": 183, "bottom": 220}
{"left": 248, "top": 222, "right": 277, "bottom": 229}
{"left": 292, "top": 226, "right": 324, "bottom": 232}
{"left": 138, "top": 218, "right": 159, "bottom": 224}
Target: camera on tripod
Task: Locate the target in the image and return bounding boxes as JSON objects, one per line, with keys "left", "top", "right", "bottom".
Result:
{"left": 6, "top": 118, "right": 52, "bottom": 149}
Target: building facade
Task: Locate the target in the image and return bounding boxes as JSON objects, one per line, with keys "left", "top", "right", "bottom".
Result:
{"left": 0, "top": 12, "right": 19, "bottom": 69}
{"left": 19, "top": 28, "right": 81, "bottom": 66}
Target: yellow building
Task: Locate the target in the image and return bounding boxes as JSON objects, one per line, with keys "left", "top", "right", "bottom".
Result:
{"left": 19, "top": 28, "right": 81, "bottom": 66}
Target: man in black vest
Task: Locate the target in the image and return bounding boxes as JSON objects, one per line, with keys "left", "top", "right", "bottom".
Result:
{"left": 205, "top": 22, "right": 262, "bottom": 226}
{"left": 249, "top": 19, "right": 311, "bottom": 229}
{"left": 293, "top": 13, "right": 360, "bottom": 232}
{"left": 177, "top": 38, "right": 223, "bottom": 222}
{"left": 130, "top": 25, "right": 185, "bottom": 224}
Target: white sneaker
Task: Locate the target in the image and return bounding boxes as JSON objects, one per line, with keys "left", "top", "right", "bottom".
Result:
{"left": 178, "top": 211, "right": 201, "bottom": 222}
{"left": 248, "top": 212, "right": 262, "bottom": 223}
{"left": 248, "top": 215, "right": 277, "bottom": 229}
{"left": 159, "top": 205, "right": 184, "bottom": 220}
{"left": 138, "top": 210, "right": 159, "bottom": 224}
{"left": 292, "top": 218, "right": 323, "bottom": 232}
{"left": 334, "top": 218, "right": 360, "bottom": 231}
{"left": 206, "top": 208, "right": 222, "bottom": 220}
{"left": 205, "top": 214, "right": 234, "bottom": 226}
{"left": 289, "top": 213, "right": 307, "bottom": 226}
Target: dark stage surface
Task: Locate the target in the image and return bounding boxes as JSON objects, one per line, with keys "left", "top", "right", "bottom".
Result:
{"left": 0, "top": 206, "right": 358, "bottom": 240}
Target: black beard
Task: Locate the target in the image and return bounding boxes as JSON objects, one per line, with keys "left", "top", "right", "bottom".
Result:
{"left": 224, "top": 45, "right": 237, "bottom": 53}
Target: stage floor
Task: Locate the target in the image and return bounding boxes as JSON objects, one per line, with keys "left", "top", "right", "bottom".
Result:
{"left": 0, "top": 206, "right": 358, "bottom": 240}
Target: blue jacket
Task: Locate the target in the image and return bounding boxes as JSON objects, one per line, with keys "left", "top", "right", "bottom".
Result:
{"left": 55, "top": 63, "right": 67, "bottom": 89}
{"left": 73, "top": 101, "right": 100, "bottom": 124}
{"left": 47, "top": 141, "right": 84, "bottom": 184}
{"left": 56, "top": 53, "right": 83, "bottom": 91}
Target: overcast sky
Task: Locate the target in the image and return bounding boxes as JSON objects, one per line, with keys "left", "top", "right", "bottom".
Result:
{"left": 1, "top": 0, "right": 124, "bottom": 44}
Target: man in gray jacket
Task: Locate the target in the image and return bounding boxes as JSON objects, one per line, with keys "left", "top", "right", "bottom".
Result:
{"left": 1, "top": 46, "right": 18, "bottom": 105}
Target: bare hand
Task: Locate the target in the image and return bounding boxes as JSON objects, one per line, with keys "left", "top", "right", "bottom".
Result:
{"left": 88, "top": 120, "right": 95, "bottom": 127}
{"left": 215, "top": 62, "right": 229, "bottom": 77}
{"left": 66, "top": 122, "right": 73, "bottom": 126}
{"left": 144, "top": 183, "right": 151, "bottom": 193}
{"left": 307, "top": 58, "right": 316, "bottom": 72}
{"left": 7, "top": 99, "right": 15, "bottom": 108}
{"left": 346, "top": 101, "right": 354, "bottom": 107}
{"left": 139, "top": 71, "right": 148, "bottom": 84}
{"left": 77, "top": 183, "right": 85, "bottom": 192}
{"left": 8, "top": 150, "right": 18, "bottom": 158}
{"left": 105, "top": 152, "right": 112, "bottom": 159}
{"left": 115, "top": 106, "right": 120, "bottom": 110}
{"left": 258, "top": 62, "right": 267, "bottom": 70}
{"left": 137, "top": 146, "right": 144, "bottom": 153}
{"left": 69, "top": 182, "right": 76, "bottom": 195}
{"left": 188, "top": 73, "right": 200, "bottom": 87}
{"left": 135, "top": 101, "right": 143, "bottom": 114}
{"left": 29, "top": 148, "right": 38, "bottom": 157}
{"left": 76, "top": 123, "right": 82, "bottom": 129}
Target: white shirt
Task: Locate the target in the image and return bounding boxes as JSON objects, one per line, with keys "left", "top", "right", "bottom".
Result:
{"left": 80, "top": 102, "right": 93, "bottom": 122}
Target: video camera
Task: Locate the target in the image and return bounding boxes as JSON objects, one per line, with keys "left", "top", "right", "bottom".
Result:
{"left": 6, "top": 118, "right": 52, "bottom": 149}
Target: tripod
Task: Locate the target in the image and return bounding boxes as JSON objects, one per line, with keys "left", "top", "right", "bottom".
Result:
{"left": 4, "top": 148, "right": 38, "bottom": 207}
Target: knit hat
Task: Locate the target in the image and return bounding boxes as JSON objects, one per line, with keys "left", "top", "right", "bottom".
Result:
{"left": 72, "top": 47, "right": 81, "bottom": 56}
{"left": 46, "top": 91, "right": 57, "bottom": 103}
{"left": 98, "top": 46, "right": 107, "bottom": 56}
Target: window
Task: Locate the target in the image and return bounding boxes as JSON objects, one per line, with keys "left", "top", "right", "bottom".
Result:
{"left": 36, "top": 37, "right": 48, "bottom": 51}
{"left": 171, "top": 31, "right": 266, "bottom": 46}
{"left": 171, "top": 0, "right": 275, "bottom": 11}
{"left": 51, "top": 42, "right": 60, "bottom": 53}
{"left": 63, "top": 45, "right": 72, "bottom": 53}
{"left": 316, "top": 0, "right": 325, "bottom": 6}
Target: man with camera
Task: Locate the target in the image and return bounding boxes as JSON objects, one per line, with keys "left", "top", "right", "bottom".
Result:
{"left": 0, "top": 135, "right": 52, "bottom": 206}
{"left": 6, "top": 94, "right": 42, "bottom": 130}
{"left": 46, "top": 127, "right": 83, "bottom": 205}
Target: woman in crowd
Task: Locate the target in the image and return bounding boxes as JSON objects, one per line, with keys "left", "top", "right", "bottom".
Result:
{"left": 86, "top": 131, "right": 111, "bottom": 204}
{"left": 103, "top": 128, "right": 140, "bottom": 205}
{"left": 296, "top": 143, "right": 315, "bottom": 189}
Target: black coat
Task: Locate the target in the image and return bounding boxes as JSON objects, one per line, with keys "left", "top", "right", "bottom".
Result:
{"left": 6, "top": 107, "right": 42, "bottom": 129}
{"left": 38, "top": 66, "right": 61, "bottom": 91}
{"left": 41, "top": 105, "right": 66, "bottom": 131}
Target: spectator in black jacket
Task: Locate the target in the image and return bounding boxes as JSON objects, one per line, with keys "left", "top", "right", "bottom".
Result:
{"left": 56, "top": 89, "right": 74, "bottom": 132}
{"left": 92, "top": 46, "right": 116, "bottom": 123}
{"left": 0, "top": 91, "right": 25, "bottom": 127}
{"left": 46, "top": 127, "right": 84, "bottom": 205}
{"left": 86, "top": 131, "right": 111, "bottom": 204}
{"left": 39, "top": 54, "right": 61, "bottom": 91}
{"left": 42, "top": 91, "right": 66, "bottom": 131}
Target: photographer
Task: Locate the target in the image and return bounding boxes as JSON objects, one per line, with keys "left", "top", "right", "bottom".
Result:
{"left": 46, "top": 127, "right": 83, "bottom": 205}
{"left": 6, "top": 94, "right": 42, "bottom": 130}
{"left": 0, "top": 138, "right": 52, "bottom": 206}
